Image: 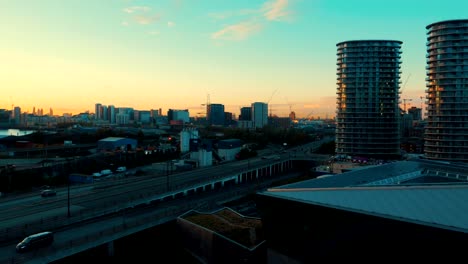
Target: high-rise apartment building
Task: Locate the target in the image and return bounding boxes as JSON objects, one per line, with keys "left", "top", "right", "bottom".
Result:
{"left": 108, "top": 105, "right": 116, "bottom": 124}
{"left": 102, "top": 105, "right": 108, "bottom": 121}
{"left": 425, "top": 19, "right": 468, "bottom": 162}
{"left": 336, "top": 40, "right": 402, "bottom": 159}
{"left": 95, "top": 103, "right": 102, "bottom": 120}
{"left": 13, "top": 106, "right": 21, "bottom": 125}
{"left": 251, "top": 102, "right": 268, "bottom": 129}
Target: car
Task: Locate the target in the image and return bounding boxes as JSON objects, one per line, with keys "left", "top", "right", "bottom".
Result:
{"left": 16, "top": 231, "right": 54, "bottom": 253}
{"left": 116, "top": 166, "right": 127, "bottom": 172}
{"left": 40, "top": 189, "right": 57, "bottom": 197}
{"left": 100, "top": 169, "right": 112, "bottom": 176}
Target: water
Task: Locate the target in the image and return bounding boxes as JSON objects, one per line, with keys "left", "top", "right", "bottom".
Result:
{"left": 0, "top": 129, "right": 35, "bottom": 139}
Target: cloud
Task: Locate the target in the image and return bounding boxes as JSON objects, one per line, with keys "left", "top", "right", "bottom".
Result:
{"left": 209, "top": 0, "right": 293, "bottom": 42}
{"left": 211, "top": 20, "right": 263, "bottom": 41}
{"left": 121, "top": 21, "right": 129, "bottom": 26}
{"left": 148, "top": 31, "right": 160, "bottom": 35}
{"left": 134, "top": 14, "right": 160, "bottom": 25}
{"left": 167, "top": 21, "right": 176, "bottom": 27}
{"left": 262, "top": 0, "right": 291, "bottom": 21}
{"left": 208, "top": 9, "right": 258, "bottom": 21}
{"left": 123, "top": 6, "right": 151, "bottom": 13}
{"left": 123, "top": 5, "right": 160, "bottom": 25}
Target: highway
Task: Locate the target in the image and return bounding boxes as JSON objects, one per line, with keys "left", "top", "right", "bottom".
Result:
{"left": 0, "top": 140, "right": 331, "bottom": 263}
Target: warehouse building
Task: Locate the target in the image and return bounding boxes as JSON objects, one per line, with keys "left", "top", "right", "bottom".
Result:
{"left": 97, "top": 137, "right": 137, "bottom": 152}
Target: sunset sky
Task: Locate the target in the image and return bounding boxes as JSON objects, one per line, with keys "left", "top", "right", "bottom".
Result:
{"left": 1, "top": 0, "right": 467, "bottom": 119}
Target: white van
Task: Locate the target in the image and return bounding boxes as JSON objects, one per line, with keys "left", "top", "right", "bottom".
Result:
{"left": 100, "top": 169, "right": 112, "bottom": 176}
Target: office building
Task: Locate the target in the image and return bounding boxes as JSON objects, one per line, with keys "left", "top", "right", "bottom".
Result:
{"left": 252, "top": 102, "right": 268, "bottom": 129}
{"left": 13, "top": 106, "right": 21, "bottom": 125}
{"left": 336, "top": 40, "right": 403, "bottom": 159}
{"left": 407, "top": 106, "right": 422, "bottom": 121}
{"left": 425, "top": 19, "right": 468, "bottom": 162}
{"left": 256, "top": 160, "right": 468, "bottom": 261}
{"left": 167, "top": 109, "right": 190, "bottom": 124}
{"left": 207, "top": 104, "right": 225, "bottom": 126}
{"left": 108, "top": 105, "right": 116, "bottom": 124}
{"left": 95, "top": 103, "right": 102, "bottom": 120}
{"left": 239, "top": 107, "right": 252, "bottom": 121}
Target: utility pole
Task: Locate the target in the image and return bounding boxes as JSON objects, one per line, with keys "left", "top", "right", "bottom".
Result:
{"left": 67, "top": 175, "right": 71, "bottom": 217}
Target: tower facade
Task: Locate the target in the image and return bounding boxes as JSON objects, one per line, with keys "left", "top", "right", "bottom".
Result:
{"left": 336, "top": 40, "right": 402, "bottom": 159}
{"left": 425, "top": 19, "right": 468, "bottom": 162}
{"left": 207, "top": 104, "right": 225, "bottom": 126}
{"left": 95, "top": 103, "right": 102, "bottom": 120}
{"left": 251, "top": 102, "right": 268, "bottom": 129}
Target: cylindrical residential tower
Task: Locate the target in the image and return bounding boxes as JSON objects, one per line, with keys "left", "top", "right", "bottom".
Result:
{"left": 425, "top": 19, "right": 468, "bottom": 162}
{"left": 336, "top": 40, "right": 402, "bottom": 159}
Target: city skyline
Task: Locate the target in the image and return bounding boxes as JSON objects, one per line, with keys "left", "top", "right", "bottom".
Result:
{"left": 1, "top": 0, "right": 467, "bottom": 118}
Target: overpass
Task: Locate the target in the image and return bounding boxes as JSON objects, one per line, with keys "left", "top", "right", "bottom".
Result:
{"left": 0, "top": 147, "right": 325, "bottom": 263}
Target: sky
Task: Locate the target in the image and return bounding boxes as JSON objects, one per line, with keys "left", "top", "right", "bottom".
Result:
{"left": 1, "top": 0, "right": 467, "bottom": 119}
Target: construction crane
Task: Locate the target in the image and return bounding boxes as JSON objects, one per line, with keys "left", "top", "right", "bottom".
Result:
{"left": 267, "top": 89, "right": 278, "bottom": 116}
{"left": 400, "top": 73, "right": 411, "bottom": 94}
{"left": 402, "top": 98, "right": 412, "bottom": 113}
{"left": 267, "top": 89, "right": 277, "bottom": 104}
{"left": 400, "top": 73, "right": 412, "bottom": 113}
{"left": 199, "top": 94, "right": 210, "bottom": 118}
{"left": 284, "top": 96, "right": 295, "bottom": 116}
{"left": 201, "top": 93, "right": 210, "bottom": 106}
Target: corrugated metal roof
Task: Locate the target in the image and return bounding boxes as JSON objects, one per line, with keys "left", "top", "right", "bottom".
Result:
{"left": 277, "top": 161, "right": 424, "bottom": 189}
{"left": 98, "top": 137, "right": 127, "bottom": 142}
{"left": 262, "top": 185, "right": 468, "bottom": 233}
{"left": 260, "top": 160, "right": 468, "bottom": 233}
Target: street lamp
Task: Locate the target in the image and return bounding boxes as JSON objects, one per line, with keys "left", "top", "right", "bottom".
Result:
{"left": 166, "top": 160, "right": 171, "bottom": 191}
{"left": 67, "top": 174, "right": 71, "bottom": 218}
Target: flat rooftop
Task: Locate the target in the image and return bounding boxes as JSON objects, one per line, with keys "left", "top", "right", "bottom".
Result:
{"left": 260, "top": 159, "right": 468, "bottom": 233}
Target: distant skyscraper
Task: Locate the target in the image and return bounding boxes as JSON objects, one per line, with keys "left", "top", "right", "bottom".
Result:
{"left": 95, "top": 103, "right": 102, "bottom": 120}
{"left": 240, "top": 107, "right": 252, "bottom": 121}
{"left": 207, "top": 104, "right": 225, "bottom": 126}
{"left": 49, "top": 107, "right": 53, "bottom": 116}
{"left": 251, "top": 102, "right": 268, "bottom": 129}
{"left": 13, "top": 106, "right": 21, "bottom": 125}
{"left": 425, "top": 19, "right": 468, "bottom": 162}
{"left": 108, "top": 105, "right": 116, "bottom": 124}
{"left": 115, "top": 107, "right": 133, "bottom": 124}
{"left": 102, "top": 105, "right": 108, "bottom": 121}
{"left": 407, "top": 107, "right": 422, "bottom": 121}
{"left": 336, "top": 40, "right": 402, "bottom": 159}
{"left": 167, "top": 109, "right": 190, "bottom": 124}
